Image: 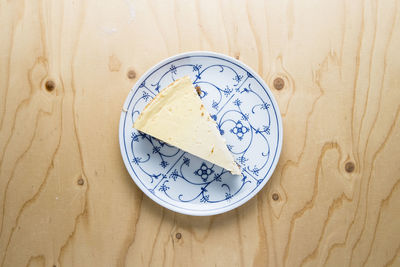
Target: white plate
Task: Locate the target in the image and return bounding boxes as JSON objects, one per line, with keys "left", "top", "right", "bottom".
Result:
{"left": 119, "top": 51, "right": 283, "bottom": 216}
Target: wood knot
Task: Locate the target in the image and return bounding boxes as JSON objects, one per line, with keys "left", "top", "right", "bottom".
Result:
{"left": 45, "top": 80, "right": 56, "bottom": 92}
{"left": 273, "top": 77, "right": 285, "bottom": 90}
{"left": 345, "top": 162, "right": 355, "bottom": 173}
{"left": 127, "top": 69, "right": 136, "bottom": 79}
{"left": 175, "top": 232, "right": 182, "bottom": 239}
{"left": 77, "top": 178, "right": 85, "bottom": 186}
{"left": 272, "top": 193, "right": 279, "bottom": 201}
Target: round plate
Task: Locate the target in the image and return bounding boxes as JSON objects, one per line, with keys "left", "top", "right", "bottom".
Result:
{"left": 119, "top": 51, "right": 283, "bottom": 216}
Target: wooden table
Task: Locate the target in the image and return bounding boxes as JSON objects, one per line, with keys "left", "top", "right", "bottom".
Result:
{"left": 1, "top": 0, "right": 400, "bottom": 266}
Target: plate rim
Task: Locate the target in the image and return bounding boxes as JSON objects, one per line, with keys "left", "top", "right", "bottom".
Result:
{"left": 119, "top": 51, "right": 283, "bottom": 216}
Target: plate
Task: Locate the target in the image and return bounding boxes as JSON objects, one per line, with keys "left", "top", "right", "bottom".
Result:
{"left": 119, "top": 51, "right": 283, "bottom": 216}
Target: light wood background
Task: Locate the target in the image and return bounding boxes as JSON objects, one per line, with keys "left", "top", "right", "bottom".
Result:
{"left": 1, "top": 0, "right": 400, "bottom": 266}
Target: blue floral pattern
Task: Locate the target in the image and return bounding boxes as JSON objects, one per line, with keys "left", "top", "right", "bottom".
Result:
{"left": 230, "top": 120, "right": 249, "bottom": 140}
{"left": 194, "top": 163, "right": 215, "bottom": 182}
{"left": 120, "top": 53, "right": 282, "bottom": 214}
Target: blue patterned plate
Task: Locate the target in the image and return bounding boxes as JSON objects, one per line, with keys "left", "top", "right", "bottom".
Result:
{"left": 119, "top": 51, "right": 282, "bottom": 216}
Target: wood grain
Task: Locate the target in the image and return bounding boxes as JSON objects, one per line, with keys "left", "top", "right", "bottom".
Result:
{"left": 1, "top": 0, "right": 400, "bottom": 266}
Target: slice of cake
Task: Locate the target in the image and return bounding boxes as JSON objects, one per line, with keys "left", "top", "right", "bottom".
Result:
{"left": 133, "top": 76, "right": 241, "bottom": 175}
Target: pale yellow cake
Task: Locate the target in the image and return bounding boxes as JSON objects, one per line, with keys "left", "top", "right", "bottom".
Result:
{"left": 133, "top": 76, "right": 241, "bottom": 175}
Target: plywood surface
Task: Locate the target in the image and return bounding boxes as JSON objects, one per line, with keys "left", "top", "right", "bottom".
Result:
{"left": 1, "top": 0, "right": 400, "bottom": 266}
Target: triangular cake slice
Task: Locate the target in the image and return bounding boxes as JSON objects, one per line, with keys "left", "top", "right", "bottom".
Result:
{"left": 133, "top": 76, "right": 241, "bottom": 175}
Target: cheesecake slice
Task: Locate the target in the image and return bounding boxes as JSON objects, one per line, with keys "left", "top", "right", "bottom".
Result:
{"left": 133, "top": 76, "right": 241, "bottom": 175}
